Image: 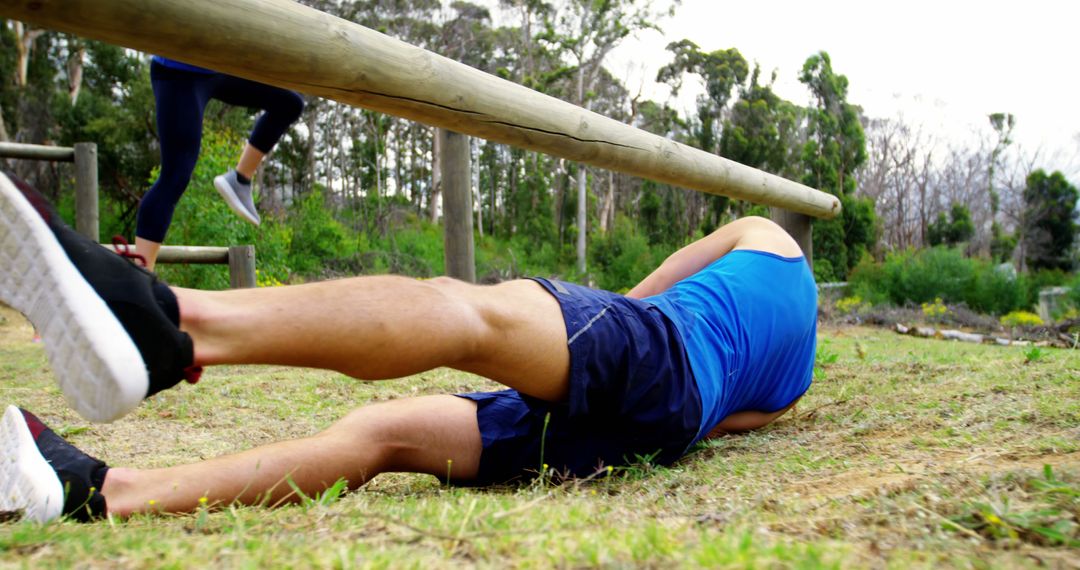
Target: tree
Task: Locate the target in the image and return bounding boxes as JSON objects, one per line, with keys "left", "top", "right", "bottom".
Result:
{"left": 542, "top": 0, "right": 671, "bottom": 274}
{"left": 926, "top": 203, "right": 975, "bottom": 247}
{"left": 657, "top": 40, "right": 747, "bottom": 227}
{"left": 719, "top": 66, "right": 800, "bottom": 180}
{"left": 799, "top": 51, "right": 875, "bottom": 279}
{"left": 987, "top": 112, "right": 1014, "bottom": 219}
{"left": 1021, "top": 169, "right": 1078, "bottom": 271}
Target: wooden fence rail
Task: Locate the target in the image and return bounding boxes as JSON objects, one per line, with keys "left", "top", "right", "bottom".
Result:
{"left": 99, "top": 244, "right": 257, "bottom": 289}
{"left": 0, "top": 141, "right": 98, "bottom": 241}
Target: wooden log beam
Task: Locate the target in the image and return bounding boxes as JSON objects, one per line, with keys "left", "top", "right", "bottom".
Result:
{"left": 0, "top": 141, "right": 74, "bottom": 162}
{"left": 2, "top": 0, "right": 840, "bottom": 219}
{"left": 101, "top": 244, "right": 229, "bottom": 264}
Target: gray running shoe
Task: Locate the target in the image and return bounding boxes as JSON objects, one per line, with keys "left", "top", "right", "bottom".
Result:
{"left": 213, "top": 170, "right": 261, "bottom": 226}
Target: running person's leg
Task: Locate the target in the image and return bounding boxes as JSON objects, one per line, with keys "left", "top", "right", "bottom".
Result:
{"left": 210, "top": 74, "right": 304, "bottom": 224}
{"left": 209, "top": 74, "right": 304, "bottom": 159}
{"left": 176, "top": 275, "right": 571, "bottom": 402}
{"left": 136, "top": 64, "right": 214, "bottom": 269}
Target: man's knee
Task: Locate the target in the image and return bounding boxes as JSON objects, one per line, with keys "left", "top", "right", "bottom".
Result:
{"left": 319, "top": 397, "right": 481, "bottom": 477}
{"left": 318, "top": 403, "right": 410, "bottom": 466}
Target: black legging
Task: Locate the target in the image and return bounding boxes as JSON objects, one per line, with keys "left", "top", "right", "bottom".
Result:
{"left": 137, "top": 61, "right": 304, "bottom": 243}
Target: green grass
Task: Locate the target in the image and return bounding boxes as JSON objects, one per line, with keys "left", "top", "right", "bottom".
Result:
{"left": 1, "top": 307, "right": 1078, "bottom": 568}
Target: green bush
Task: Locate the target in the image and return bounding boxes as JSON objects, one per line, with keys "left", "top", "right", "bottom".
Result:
{"left": 1000, "top": 311, "right": 1044, "bottom": 327}
{"left": 590, "top": 215, "right": 669, "bottom": 293}
{"left": 286, "top": 187, "right": 354, "bottom": 276}
{"left": 849, "top": 246, "right": 1030, "bottom": 315}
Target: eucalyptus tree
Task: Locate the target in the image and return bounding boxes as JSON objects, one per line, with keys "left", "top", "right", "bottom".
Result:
{"left": 540, "top": 0, "right": 674, "bottom": 274}
{"left": 656, "top": 39, "right": 748, "bottom": 229}
{"left": 799, "top": 51, "right": 874, "bottom": 280}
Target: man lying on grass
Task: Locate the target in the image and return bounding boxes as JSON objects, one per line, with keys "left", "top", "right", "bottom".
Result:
{"left": 0, "top": 171, "right": 815, "bottom": 522}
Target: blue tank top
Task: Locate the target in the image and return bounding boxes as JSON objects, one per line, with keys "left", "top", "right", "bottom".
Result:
{"left": 152, "top": 56, "right": 214, "bottom": 74}
{"left": 645, "top": 250, "right": 817, "bottom": 442}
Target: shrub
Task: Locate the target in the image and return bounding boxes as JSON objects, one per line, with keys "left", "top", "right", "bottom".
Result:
{"left": 921, "top": 297, "right": 949, "bottom": 321}
{"left": 849, "top": 246, "right": 1031, "bottom": 315}
{"left": 590, "top": 215, "right": 672, "bottom": 293}
{"left": 835, "top": 295, "right": 869, "bottom": 315}
{"left": 286, "top": 187, "right": 354, "bottom": 276}
{"left": 1001, "top": 311, "right": 1044, "bottom": 328}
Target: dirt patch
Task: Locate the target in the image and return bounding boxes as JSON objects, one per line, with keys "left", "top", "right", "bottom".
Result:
{"left": 0, "top": 304, "right": 35, "bottom": 347}
{"left": 786, "top": 451, "right": 1080, "bottom": 503}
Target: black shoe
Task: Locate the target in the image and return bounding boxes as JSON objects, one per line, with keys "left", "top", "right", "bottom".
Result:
{"left": 0, "top": 172, "right": 198, "bottom": 422}
{"left": 0, "top": 405, "right": 108, "bottom": 522}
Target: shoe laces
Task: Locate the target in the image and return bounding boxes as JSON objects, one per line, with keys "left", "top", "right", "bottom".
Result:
{"left": 111, "top": 236, "right": 148, "bottom": 268}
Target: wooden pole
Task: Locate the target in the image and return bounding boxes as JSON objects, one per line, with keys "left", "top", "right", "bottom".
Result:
{"left": 98, "top": 244, "right": 230, "bottom": 264}
{"left": 0, "top": 142, "right": 74, "bottom": 162}
{"left": 439, "top": 129, "right": 475, "bottom": 282}
{"left": 228, "top": 245, "right": 257, "bottom": 289}
{"left": 1, "top": 0, "right": 839, "bottom": 220}
{"left": 73, "top": 142, "right": 98, "bottom": 241}
{"left": 771, "top": 207, "right": 813, "bottom": 269}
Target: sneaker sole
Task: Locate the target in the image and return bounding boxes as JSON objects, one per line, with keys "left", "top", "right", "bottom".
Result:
{"left": 213, "top": 175, "right": 261, "bottom": 226}
{"left": 0, "top": 406, "right": 64, "bottom": 523}
{"left": 0, "top": 173, "right": 147, "bottom": 422}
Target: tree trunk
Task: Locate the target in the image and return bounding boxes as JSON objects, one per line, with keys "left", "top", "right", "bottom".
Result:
{"left": 67, "top": 41, "right": 85, "bottom": 105}
{"left": 599, "top": 170, "right": 615, "bottom": 232}
{"left": 575, "top": 65, "right": 587, "bottom": 274}
{"left": 430, "top": 125, "right": 441, "bottom": 222}
{"left": 13, "top": 22, "right": 45, "bottom": 88}
{"left": 576, "top": 168, "right": 587, "bottom": 274}
{"left": 304, "top": 101, "right": 317, "bottom": 195}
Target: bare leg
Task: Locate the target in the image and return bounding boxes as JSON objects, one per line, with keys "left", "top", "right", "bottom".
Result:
{"left": 175, "top": 276, "right": 571, "bottom": 401}
{"left": 135, "top": 236, "right": 162, "bottom": 271}
{"left": 101, "top": 395, "right": 481, "bottom": 516}
{"left": 235, "top": 143, "right": 265, "bottom": 180}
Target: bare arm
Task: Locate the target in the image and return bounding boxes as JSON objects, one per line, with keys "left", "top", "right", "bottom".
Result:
{"left": 626, "top": 216, "right": 803, "bottom": 299}
{"left": 704, "top": 398, "right": 800, "bottom": 438}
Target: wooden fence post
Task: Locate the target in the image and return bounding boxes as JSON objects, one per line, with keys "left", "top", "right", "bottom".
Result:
{"left": 771, "top": 207, "right": 813, "bottom": 269}
{"left": 73, "top": 142, "right": 98, "bottom": 241}
{"left": 439, "top": 128, "right": 475, "bottom": 283}
{"left": 228, "top": 245, "right": 257, "bottom": 289}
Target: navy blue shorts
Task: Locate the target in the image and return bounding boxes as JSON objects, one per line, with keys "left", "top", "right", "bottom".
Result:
{"left": 454, "top": 278, "right": 702, "bottom": 485}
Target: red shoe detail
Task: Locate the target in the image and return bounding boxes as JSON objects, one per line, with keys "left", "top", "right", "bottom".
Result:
{"left": 183, "top": 366, "right": 203, "bottom": 385}
{"left": 6, "top": 173, "right": 53, "bottom": 223}
{"left": 19, "top": 409, "right": 48, "bottom": 440}
{"left": 111, "top": 236, "right": 148, "bottom": 268}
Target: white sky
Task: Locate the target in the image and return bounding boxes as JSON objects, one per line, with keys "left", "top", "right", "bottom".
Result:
{"left": 483, "top": 0, "right": 1080, "bottom": 175}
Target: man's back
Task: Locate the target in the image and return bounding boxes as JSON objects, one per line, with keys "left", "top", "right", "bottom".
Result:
{"left": 645, "top": 249, "right": 817, "bottom": 442}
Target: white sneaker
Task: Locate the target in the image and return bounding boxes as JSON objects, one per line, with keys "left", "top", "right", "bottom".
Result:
{"left": 214, "top": 170, "right": 261, "bottom": 226}
{"left": 0, "top": 173, "right": 148, "bottom": 423}
{"left": 0, "top": 406, "right": 64, "bottom": 523}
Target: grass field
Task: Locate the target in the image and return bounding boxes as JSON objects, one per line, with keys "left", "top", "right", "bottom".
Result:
{"left": 0, "top": 303, "right": 1077, "bottom": 568}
